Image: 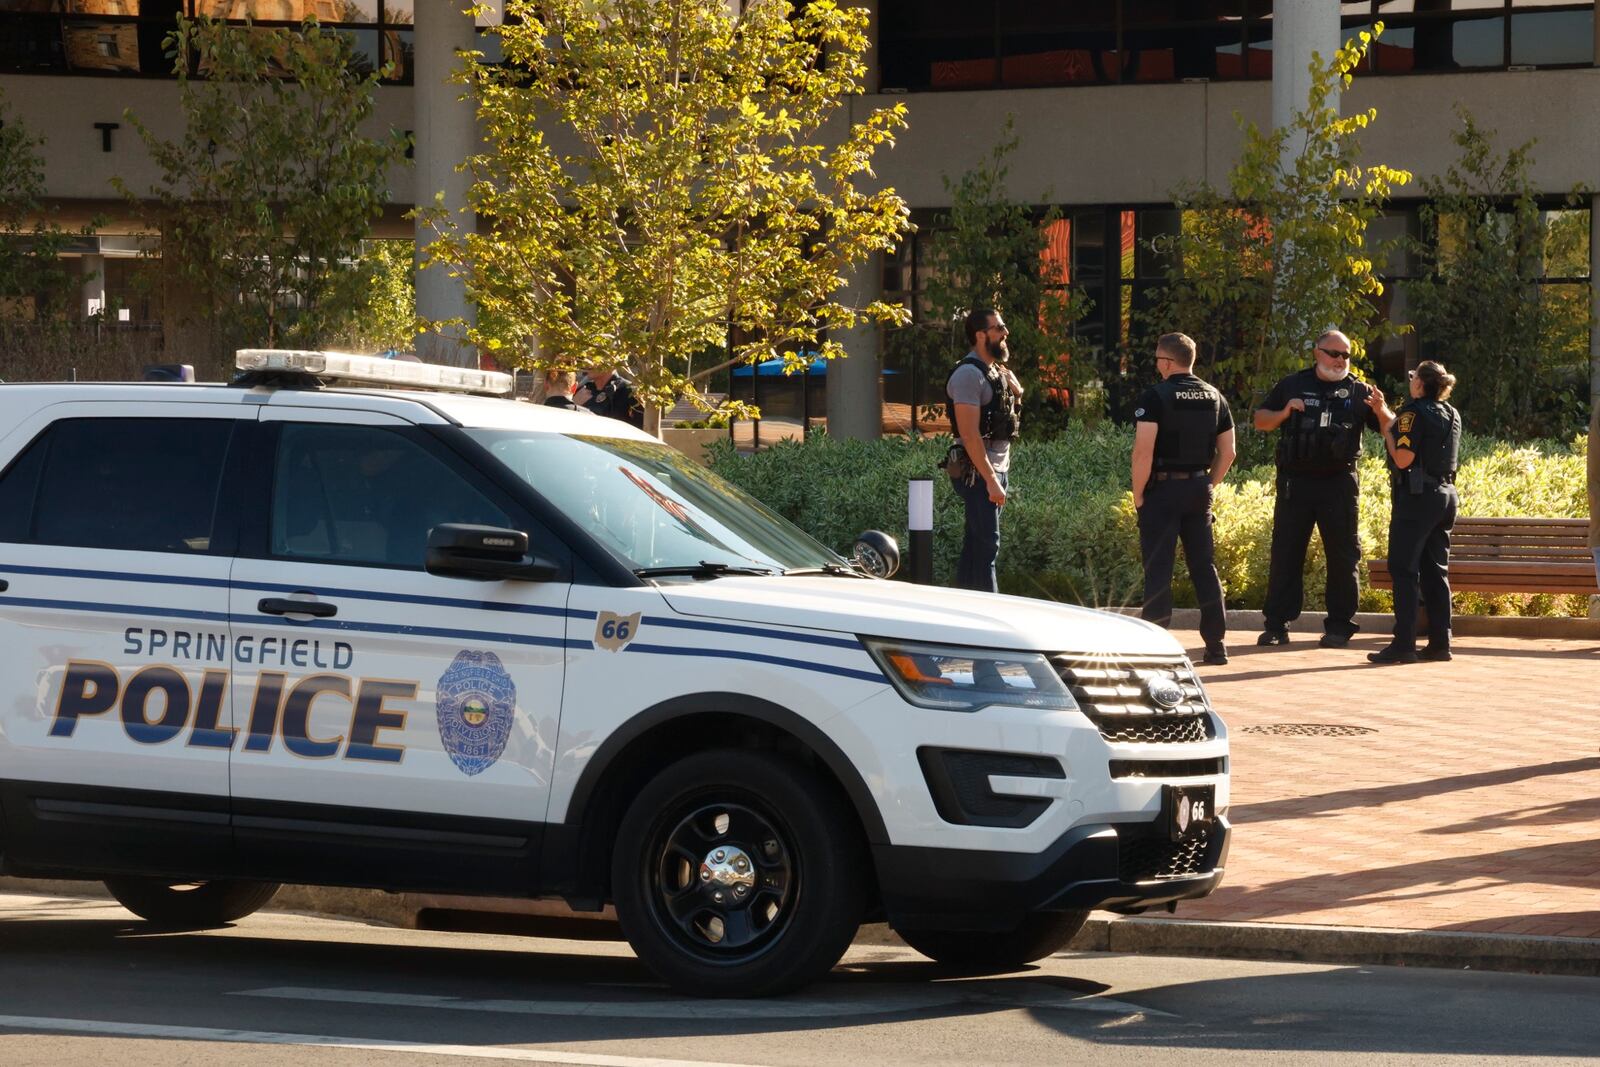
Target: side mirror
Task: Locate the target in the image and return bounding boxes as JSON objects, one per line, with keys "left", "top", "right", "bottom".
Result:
{"left": 426, "top": 524, "right": 559, "bottom": 582}
{"left": 852, "top": 530, "right": 900, "bottom": 579}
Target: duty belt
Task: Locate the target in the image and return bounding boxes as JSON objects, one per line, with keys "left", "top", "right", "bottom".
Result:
{"left": 1154, "top": 469, "right": 1210, "bottom": 480}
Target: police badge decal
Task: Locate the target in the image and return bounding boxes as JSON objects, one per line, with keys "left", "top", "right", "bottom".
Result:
{"left": 435, "top": 650, "right": 517, "bottom": 777}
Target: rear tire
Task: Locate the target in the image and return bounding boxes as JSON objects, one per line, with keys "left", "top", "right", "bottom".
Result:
{"left": 104, "top": 878, "right": 280, "bottom": 929}
{"left": 897, "top": 909, "right": 1089, "bottom": 971}
{"left": 611, "top": 749, "right": 866, "bottom": 997}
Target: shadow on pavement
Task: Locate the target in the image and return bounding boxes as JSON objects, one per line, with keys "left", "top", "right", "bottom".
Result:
{"left": 1230, "top": 757, "right": 1600, "bottom": 825}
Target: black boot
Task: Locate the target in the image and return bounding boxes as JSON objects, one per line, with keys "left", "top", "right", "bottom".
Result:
{"left": 1418, "top": 645, "right": 1452, "bottom": 662}
{"left": 1367, "top": 645, "right": 1418, "bottom": 665}
{"left": 1256, "top": 627, "right": 1290, "bottom": 646}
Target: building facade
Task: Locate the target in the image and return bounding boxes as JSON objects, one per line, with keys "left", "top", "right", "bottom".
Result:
{"left": 2, "top": 0, "right": 1596, "bottom": 432}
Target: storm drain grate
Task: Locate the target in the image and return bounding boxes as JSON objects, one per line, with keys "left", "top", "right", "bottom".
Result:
{"left": 1240, "top": 723, "right": 1377, "bottom": 737}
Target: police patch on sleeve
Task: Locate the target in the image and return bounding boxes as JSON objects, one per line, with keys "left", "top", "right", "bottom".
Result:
{"left": 1397, "top": 411, "right": 1415, "bottom": 433}
{"left": 436, "top": 650, "right": 516, "bottom": 777}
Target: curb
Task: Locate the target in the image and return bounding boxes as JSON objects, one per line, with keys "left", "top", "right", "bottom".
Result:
{"left": 1128, "top": 607, "right": 1600, "bottom": 640}
{"left": 7, "top": 879, "right": 1596, "bottom": 978}
{"left": 1061, "top": 916, "right": 1600, "bottom": 978}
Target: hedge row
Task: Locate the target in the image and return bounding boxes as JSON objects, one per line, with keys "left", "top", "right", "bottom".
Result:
{"left": 707, "top": 425, "right": 1593, "bottom": 617}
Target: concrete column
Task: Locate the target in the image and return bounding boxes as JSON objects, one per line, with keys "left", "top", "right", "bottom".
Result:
{"left": 80, "top": 254, "right": 106, "bottom": 319}
{"left": 413, "top": 0, "right": 477, "bottom": 368}
{"left": 1271, "top": 0, "right": 1340, "bottom": 136}
{"left": 826, "top": 254, "right": 885, "bottom": 441}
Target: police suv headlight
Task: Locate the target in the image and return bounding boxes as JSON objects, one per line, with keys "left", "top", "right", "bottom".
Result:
{"left": 862, "top": 639, "right": 1079, "bottom": 713}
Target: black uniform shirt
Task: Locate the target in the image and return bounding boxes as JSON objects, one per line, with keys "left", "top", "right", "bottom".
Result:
{"left": 1388, "top": 397, "right": 1461, "bottom": 480}
{"left": 1263, "top": 368, "right": 1381, "bottom": 476}
{"left": 1134, "top": 373, "right": 1233, "bottom": 471}
{"left": 582, "top": 375, "right": 645, "bottom": 429}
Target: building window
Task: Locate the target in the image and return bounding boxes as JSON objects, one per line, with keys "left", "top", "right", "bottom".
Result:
{"left": 0, "top": 0, "right": 417, "bottom": 80}
{"left": 875, "top": 0, "right": 1594, "bottom": 91}
{"left": 1346, "top": 0, "right": 1594, "bottom": 75}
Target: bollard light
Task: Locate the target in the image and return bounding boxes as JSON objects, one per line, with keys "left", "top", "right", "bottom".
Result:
{"left": 908, "top": 477, "right": 933, "bottom": 585}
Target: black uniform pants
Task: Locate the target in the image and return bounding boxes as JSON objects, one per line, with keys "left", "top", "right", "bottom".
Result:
{"left": 1263, "top": 470, "right": 1362, "bottom": 635}
{"left": 1137, "top": 477, "right": 1226, "bottom": 646}
{"left": 1386, "top": 484, "right": 1457, "bottom": 650}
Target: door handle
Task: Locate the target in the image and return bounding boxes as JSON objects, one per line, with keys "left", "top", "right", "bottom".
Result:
{"left": 258, "top": 597, "right": 338, "bottom": 618}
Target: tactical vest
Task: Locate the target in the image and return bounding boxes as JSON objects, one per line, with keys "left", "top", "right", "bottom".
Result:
{"left": 1396, "top": 398, "right": 1461, "bottom": 480}
{"left": 946, "top": 354, "right": 1020, "bottom": 442}
{"left": 1277, "top": 378, "right": 1367, "bottom": 474}
{"left": 1151, "top": 375, "right": 1223, "bottom": 470}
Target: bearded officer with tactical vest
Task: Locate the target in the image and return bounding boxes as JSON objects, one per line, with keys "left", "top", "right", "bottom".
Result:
{"left": 1253, "top": 329, "right": 1387, "bottom": 649}
{"left": 945, "top": 307, "right": 1023, "bottom": 593}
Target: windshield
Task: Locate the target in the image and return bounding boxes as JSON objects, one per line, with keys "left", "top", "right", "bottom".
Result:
{"left": 466, "top": 431, "right": 846, "bottom": 575}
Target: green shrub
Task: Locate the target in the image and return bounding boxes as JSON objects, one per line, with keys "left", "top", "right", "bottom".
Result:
{"left": 708, "top": 428, "right": 1592, "bottom": 618}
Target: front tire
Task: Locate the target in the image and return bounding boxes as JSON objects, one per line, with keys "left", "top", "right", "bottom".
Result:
{"left": 898, "top": 910, "right": 1089, "bottom": 971}
{"left": 611, "top": 749, "right": 866, "bottom": 997}
{"left": 104, "top": 877, "right": 280, "bottom": 929}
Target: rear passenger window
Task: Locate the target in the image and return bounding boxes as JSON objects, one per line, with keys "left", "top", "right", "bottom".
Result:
{"left": 27, "top": 418, "right": 233, "bottom": 554}
{"left": 271, "top": 423, "right": 513, "bottom": 569}
{"left": 0, "top": 436, "right": 48, "bottom": 543}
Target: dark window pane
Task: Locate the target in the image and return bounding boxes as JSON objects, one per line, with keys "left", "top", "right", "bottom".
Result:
{"left": 380, "top": 25, "right": 411, "bottom": 81}
{"left": 1137, "top": 209, "right": 1183, "bottom": 279}
{"left": 32, "top": 418, "right": 232, "bottom": 554}
{"left": 0, "top": 435, "right": 48, "bottom": 544}
{"left": 880, "top": 0, "right": 997, "bottom": 91}
{"left": 0, "top": 15, "right": 68, "bottom": 72}
{"left": 1510, "top": 8, "right": 1593, "bottom": 64}
{"left": 271, "top": 424, "right": 511, "bottom": 569}
{"left": 337, "top": 26, "right": 377, "bottom": 75}
{"left": 1123, "top": 0, "right": 1244, "bottom": 26}
{"left": 1000, "top": 0, "right": 1117, "bottom": 85}
{"left": 195, "top": 0, "right": 376, "bottom": 20}
{"left": 63, "top": 19, "right": 142, "bottom": 72}
{"left": 1448, "top": 15, "right": 1505, "bottom": 67}
{"left": 1073, "top": 209, "right": 1107, "bottom": 282}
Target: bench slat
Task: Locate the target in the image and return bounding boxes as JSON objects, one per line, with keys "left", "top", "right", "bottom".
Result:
{"left": 1451, "top": 517, "right": 1588, "bottom": 528}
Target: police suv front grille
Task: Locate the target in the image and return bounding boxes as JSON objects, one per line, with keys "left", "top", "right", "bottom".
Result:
{"left": 1053, "top": 655, "right": 1215, "bottom": 745}
{"left": 1119, "top": 829, "right": 1214, "bottom": 883}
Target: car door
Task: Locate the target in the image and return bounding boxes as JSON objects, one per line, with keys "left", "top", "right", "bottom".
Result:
{"left": 0, "top": 401, "right": 250, "bottom": 876}
{"left": 225, "top": 406, "right": 572, "bottom": 893}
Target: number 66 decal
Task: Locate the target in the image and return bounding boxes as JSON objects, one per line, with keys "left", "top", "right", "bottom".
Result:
{"left": 594, "top": 611, "right": 642, "bottom": 652}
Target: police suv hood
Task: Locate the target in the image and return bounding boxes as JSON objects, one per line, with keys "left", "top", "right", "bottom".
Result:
{"left": 655, "top": 577, "right": 1185, "bottom": 657}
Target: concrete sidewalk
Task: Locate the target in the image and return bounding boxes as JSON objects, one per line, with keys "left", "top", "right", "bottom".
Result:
{"left": 1166, "top": 623, "right": 1600, "bottom": 942}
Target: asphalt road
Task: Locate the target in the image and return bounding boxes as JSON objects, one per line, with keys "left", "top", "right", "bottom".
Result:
{"left": 1, "top": 892, "right": 1597, "bottom": 1066}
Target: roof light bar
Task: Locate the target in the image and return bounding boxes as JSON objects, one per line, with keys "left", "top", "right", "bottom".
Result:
{"left": 236, "top": 349, "right": 514, "bottom": 396}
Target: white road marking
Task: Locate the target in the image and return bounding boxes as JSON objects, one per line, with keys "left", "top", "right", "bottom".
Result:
{"left": 0, "top": 1013, "right": 765, "bottom": 1067}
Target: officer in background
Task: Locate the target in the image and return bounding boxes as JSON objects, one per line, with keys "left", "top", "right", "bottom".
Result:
{"left": 1253, "top": 329, "right": 1383, "bottom": 649}
{"left": 1132, "top": 332, "right": 1236, "bottom": 665}
{"left": 1367, "top": 361, "right": 1462, "bottom": 665}
{"left": 945, "top": 307, "right": 1023, "bottom": 593}
{"left": 577, "top": 367, "right": 645, "bottom": 428}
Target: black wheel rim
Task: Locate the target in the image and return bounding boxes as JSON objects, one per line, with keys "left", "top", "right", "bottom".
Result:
{"left": 643, "top": 796, "right": 798, "bottom": 965}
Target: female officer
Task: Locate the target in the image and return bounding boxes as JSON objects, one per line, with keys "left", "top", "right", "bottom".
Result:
{"left": 1367, "top": 361, "right": 1462, "bottom": 665}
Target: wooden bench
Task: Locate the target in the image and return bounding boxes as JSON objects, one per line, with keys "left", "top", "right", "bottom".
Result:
{"left": 1368, "top": 517, "right": 1600, "bottom": 596}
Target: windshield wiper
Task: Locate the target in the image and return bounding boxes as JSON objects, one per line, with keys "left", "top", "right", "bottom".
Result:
{"left": 634, "top": 561, "right": 779, "bottom": 579}
{"left": 786, "top": 562, "right": 867, "bottom": 578}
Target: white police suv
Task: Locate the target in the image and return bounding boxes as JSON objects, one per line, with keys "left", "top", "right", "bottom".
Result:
{"left": 0, "top": 351, "right": 1228, "bottom": 995}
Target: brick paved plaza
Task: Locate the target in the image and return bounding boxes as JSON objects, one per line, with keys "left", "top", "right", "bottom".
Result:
{"left": 1167, "top": 629, "right": 1600, "bottom": 940}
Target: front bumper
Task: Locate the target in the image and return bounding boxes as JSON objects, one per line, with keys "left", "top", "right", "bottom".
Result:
{"left": 873, "top": 816, "right": 1230, "bottom": 931}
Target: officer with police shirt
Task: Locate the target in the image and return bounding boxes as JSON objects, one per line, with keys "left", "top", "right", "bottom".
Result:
{"left": 1132, "top": 332, "right": 1236, "bottom": 665}
{"left": 1367, "top": 361, "right": 1461, "bottom": 665}
{"left": 945, "top": 307, "right": 1023, "bottom": 593}
{"left": 1254, "top": 330, "right": 1383, "bottom": 648}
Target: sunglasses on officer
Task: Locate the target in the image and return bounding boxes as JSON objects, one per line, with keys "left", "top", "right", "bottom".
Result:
{"left": 1316, "top": 346, "right": 1350, "bottom": 360}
